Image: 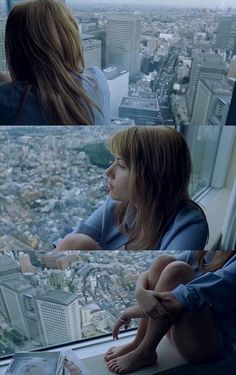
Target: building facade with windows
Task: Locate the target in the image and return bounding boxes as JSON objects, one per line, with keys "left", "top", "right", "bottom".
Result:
{"left": 106, "top": 14, "right": 141, "bottom": 78}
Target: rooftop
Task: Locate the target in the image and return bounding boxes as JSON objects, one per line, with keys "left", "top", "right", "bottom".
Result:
{"left": 36, "top": 289, "right": 78, "bottom": 306}
{"left": 120, "top": 97, "right": 159, "bottom": 111}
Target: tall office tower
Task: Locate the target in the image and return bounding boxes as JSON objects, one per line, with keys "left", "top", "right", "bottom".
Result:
{"left": 103, "top": 67, "right": 129, "bottom": 117}
{"left": 228, "top": 55, "right": 236, "bottom": 78}
{"left": 0, "top": 18, "right": 6, "bottom": 71}
{"left": 208, "top": 95, "right": 232, "bottom": 126}
{"left": 1, "top": 277, "right": 35, "bottom": 337}
{"left": 106, "top": 14, "right": 141, "bottom": 78}
{"left": 0, "top": 254, "right": 20, "bottom": 318}
{"left": 191, "top": 77, "right": 232, "bottom": 125}
{"left": 19, "top": 252, "right": 36, "bottom": 274}
{"left": 215, "top": 15, "right": 236, "bottom": 54}
{"left": 82, "top": 38, "right": 101, "bottom": 68}
{"left": 35, "top": 290, "right": 81, "bottom": 346}
{"left": 187, "top": 51, "right": 226, "bottom": 118}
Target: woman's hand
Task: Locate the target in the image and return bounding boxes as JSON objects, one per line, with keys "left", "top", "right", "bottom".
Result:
{"left": 154, "top": 291, "right": 184, "bottom": 315}
{"left": 135, "top": 289, "right": 171, "bottom": 319}
{"left": 113, "top": 311, "right": 131, "bottom": 340}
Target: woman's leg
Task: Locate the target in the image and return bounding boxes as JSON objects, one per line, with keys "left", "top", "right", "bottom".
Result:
{"left": 107, "top": 261, "right": 219, "bottom": 374}
{"left": 104, "top": 254, "right": 176, "bottom": 361}
{"left": 55, "top": 233, "right": 101, "bottom": 250}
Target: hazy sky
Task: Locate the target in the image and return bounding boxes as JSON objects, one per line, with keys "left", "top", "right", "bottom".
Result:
{"left": 67, "top": 0, "right": 236, "bottom": 8}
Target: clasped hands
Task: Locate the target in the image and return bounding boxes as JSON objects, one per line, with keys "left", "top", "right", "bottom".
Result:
{"left": 112, "top": 289, "right": 183, "bottom": 339}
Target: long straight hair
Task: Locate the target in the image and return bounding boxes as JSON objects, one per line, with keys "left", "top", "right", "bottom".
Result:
{"left": 107, "top": 126, "right": 208, "bottom": 249}
{"left": 195, "top": 251, "right": 235, "bottom": 272}
{"left": 5, "top": 0, "right": 101, "bottom": 124}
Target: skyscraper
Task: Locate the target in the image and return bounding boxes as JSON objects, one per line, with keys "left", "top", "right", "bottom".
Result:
{"left": 106, "top": 14, "right": 141, "bottom": 78}
{"left": 215, "top": 15, "right": 236, "bottom": 54}
{"left": 0, "top": 17, "right": 6, "bottom": 71}
{"left": 187, "top": 51, "right": 226, "bottom": 118}
{"left": 35, "top": 290, "right": 81, "bottom": 346}
{"left": 191, "top": 77, "right": 232, "bottom": 125}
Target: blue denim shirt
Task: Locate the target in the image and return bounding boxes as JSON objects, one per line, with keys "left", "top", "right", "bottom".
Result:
{"left": 173, "top": 253, "right": 236, "bottom": 356}
{"left": 0, "top": 66, "right": 111, "bottom": 125}
{"left": 72, "top": 196, "right": 208, "bottom": 250}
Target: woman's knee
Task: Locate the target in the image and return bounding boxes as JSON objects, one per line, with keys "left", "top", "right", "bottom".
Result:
{"left": 157, "top": 260, "right": 195, "bottom": 290}
{"left": 149, "top": 254, "right": 176, "bottom": 276}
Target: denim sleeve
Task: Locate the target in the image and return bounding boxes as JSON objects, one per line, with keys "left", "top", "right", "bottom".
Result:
{"left": 84, "top": 66, "right": 111, "bottom": 125}
{"left": 172, "top": 257, "right": 236, "bottom": 314}
{"left": 71, "top": 201, "right": 105, "bottom": 242}
{"left": 164, "top": 220, "right": 208, "bottom": 251}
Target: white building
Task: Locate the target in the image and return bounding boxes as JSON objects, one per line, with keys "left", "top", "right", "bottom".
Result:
{"left": 35, "top": 289, "right": 81, "bottom": 346}
{"left": 103, "top": 67, "right": 129, "bottom": 117}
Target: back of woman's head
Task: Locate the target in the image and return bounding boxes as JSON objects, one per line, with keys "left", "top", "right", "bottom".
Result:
{"left": 107, "top": 126, "right": 198, "bottom": 249}
{"left": 5, "top": 0, "right": 98, "bottom": 124}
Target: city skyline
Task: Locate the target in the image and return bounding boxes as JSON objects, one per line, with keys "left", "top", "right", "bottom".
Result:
{"left": 67, "top": 0, "right": 236, "bottom": 8}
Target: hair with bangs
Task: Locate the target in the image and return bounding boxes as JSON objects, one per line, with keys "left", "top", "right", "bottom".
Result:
{"left": 107, "top": 126, "right": 208, "bottom": 250}
{"left": 5, "top": 0, "right": 101, "bottom": 124}
{"left": 196, "top": 251, "right": 235, "bottom": 272}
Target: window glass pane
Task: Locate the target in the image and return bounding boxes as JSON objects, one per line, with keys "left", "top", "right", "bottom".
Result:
{"left": 0, "top": 250, "right": 174, "bottom": 358}
{"left": 0, "top": 125, "right": 226, "bottom": 251}
{"left": 187, "top": 126, "right": 222, "bottom": 197}
{"left": 0, "top": 124, "right": 233, "bottom": 358}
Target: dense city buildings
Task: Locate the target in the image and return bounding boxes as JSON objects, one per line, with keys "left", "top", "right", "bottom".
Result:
{"left": 0, "top": 3, "right": 235, "bottom": 125}
{"left": 0, "top": 250, "right": 164, "bottom": 357}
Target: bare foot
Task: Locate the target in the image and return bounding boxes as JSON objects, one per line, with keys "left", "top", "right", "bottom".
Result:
{"left": 106, "top": 349, "right": 157, "bottom": 374}
{"left": 104, "top": 342, "right": 138, "bottom": 362}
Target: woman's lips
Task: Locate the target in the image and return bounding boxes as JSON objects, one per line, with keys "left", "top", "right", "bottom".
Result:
{"left": 108, "top": 182, "right": 114, "bottom": 191}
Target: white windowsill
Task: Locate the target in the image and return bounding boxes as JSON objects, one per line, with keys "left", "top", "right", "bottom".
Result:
{"left": 0, "top": 333, "right": 186, "bottom": 375}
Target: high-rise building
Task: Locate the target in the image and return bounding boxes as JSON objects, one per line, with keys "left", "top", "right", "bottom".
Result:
{"left": 191, "top": 77, "right": 232, "bottom": 125}
{"left": 106, "top": 14, "right": 141, "bottom": 78}
{"left": 1, "top": 277, "right": 35, "bottom": 337}
{"left": 19, "top": 252, "right": 36, "bottom": 274}
{"left": 0, "top": 254, "right": 20, "bottom": 319}
{"left": 0, "top": 17, "right": 6, "bottom": 71}
{"left": 35, "top": 289, "right": 81, "bottom": 346}
{"left": 82, "top": 38, "right": 101, "bottom": 68}
{"left": 215, "top": 15, "right": 236, "bottom": 54}
{"left": 187, "top": 51, "right": 226, "bottom": 117}
{"left": 103, "top": 67, "right": 129, "bottom": 117}
{"left": 228, "top": 55, "right": 236, "bottom": 78}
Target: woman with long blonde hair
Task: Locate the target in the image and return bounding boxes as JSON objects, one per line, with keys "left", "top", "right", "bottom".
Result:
{"left": 0, "top": 0, "right": 110, "bottom": 125}
{"left": 55, "top": 126, "right": 209, "bottom": 251}
{"left": 105, "top": 250, "right": 236, "bottom": 373}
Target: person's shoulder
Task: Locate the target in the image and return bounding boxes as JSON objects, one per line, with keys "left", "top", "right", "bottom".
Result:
{"left": 82, "top": 66, "right": 107, "bottom": 88}
{"left": 177, "top": 204, "right": 207, "bottom": 224}
{"left": 83, "top": 66, "right": 105, "bottom": 79}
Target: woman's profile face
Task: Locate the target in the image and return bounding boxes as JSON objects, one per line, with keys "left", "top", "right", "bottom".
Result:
{"left": 105, "top": 156, "right": 130, "bottom": 201}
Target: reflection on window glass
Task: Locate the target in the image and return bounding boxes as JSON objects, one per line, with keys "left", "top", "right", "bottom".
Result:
{"left": 189, "top": 126, "right": 221, "bottom": 196}
{"left": 0, "top": 250, "right": 173, "bottom": 358}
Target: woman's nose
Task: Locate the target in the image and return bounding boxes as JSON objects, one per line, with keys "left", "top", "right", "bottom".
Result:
{"left": 105, "top": 163, "right": 114, "bottom": 177}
